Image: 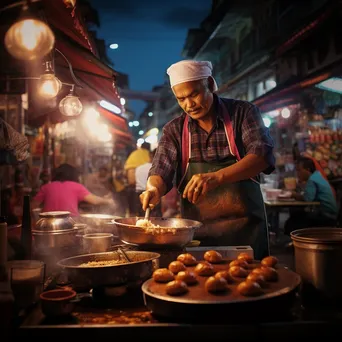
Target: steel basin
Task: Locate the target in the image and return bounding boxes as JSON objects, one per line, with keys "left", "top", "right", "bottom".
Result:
{"left": 113, "top": 217, "right": 202, "bottom": 248}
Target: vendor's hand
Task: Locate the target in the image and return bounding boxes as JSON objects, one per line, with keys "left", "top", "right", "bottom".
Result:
{"left": 140, "top": 187, "right": 161, "bottom": 211}
{"left": 183, "top": 172, "right": 221, "bottom": 204}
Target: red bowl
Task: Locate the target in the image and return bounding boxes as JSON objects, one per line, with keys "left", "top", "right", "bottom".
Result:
{"left": 40, "top": 289, "right": 77, "bottom": 316}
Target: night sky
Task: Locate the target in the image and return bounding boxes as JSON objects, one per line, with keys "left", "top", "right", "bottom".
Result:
{"left": 89, "top": 0, "right": 212, "bottom": 116}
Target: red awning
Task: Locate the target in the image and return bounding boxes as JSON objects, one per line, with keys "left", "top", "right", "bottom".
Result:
{"left": 44, "top": 0, "right": 122, "bottom": 109}
{"left": 54, "top": 37, "right": 122, "bottom": 109}
{"left": 97, "top": 106, "right": 134, "bottom": 145}
{"left": 97, "top": 106, "right": 129, "bottom": 133}
{"left": 43, "top": 0, "right": 96, "bottom": 53}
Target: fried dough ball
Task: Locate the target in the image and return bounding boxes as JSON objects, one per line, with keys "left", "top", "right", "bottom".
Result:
{"left": 152, "top": 268, "right": 175, "bottom": 283}
{"left": 215, "top": 270, "right": 234, "bottom": 283}
{"left": 165, "top": 280, "right": 188, "bottom": 296}
{"left": 261, "top": 256, "right": 279, "bottom": 268}
{"left": 229, "top": 259, "right": 249, "bottom": 268}
{"left": 194, "top": 261, "right": 215, "bottom": 277}
{"left": 252, "top": 267, "right": 278, "bottom": 282}
{"left": 177, "top": 253, "right": 197, "bottom": 266}
{"left": 175, "top": 270, "right": 198, "bottom": 285}
{"left": 229, "top": 265, "right": 248, "bottom": 278}
{"left": 205, "top": 276, "right": 227, "bottom": 293}
{"left": 237, "top": 252, "right": 253, "bottom": 263}
{"left": 237, "top": 280, "right": 263, "bottom": 296}
{"left": 168, "top": 260, "right": 186, "bottom": 274}
{"left": 246, "top": 272, "right": 266, "bottom": 287}
{"left": 204, "top": 250, "right": 223, "bottom": 264}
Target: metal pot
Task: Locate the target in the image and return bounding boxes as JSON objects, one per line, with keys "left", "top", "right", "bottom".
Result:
{"left": 113, "top": 217, "right": 202, "bottom": 248}
{"left": 82, "top": 233, "right": 113, "bottom": 253}
{"left": 291, "top": 227, "right": 342, "bottom": 302}
{"left": 33, "top": 224, "right": 87, "bottom": 250}
{"left": 33, "top": 211, "right": 86, "bottom": 250}
{"left": 57, "top": 250, "right": 160, "bottom": 291}
{"left": 78, "top": 214, "right": 120, "bottom": 235}
{"left": 35, "top": 211, "right": 75, "bottom": 232}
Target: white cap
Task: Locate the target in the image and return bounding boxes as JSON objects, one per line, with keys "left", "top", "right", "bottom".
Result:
{"left": 166, "top": 60, "right": 218, "bottom": 91}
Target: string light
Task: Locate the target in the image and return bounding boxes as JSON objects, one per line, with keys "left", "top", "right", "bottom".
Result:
{"left": 38, "top": 61, "right": 62, "bottom": 99}
{"left": 4, "top": 4, "right": 55, "bottom": 61}
{"left": 59, "top": 86, "right": 83, "bottom": 117}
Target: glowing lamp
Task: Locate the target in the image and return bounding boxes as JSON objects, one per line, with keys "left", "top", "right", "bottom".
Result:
{"left": 5, "top": 6, "right": 55, "bottom": 61}
{"left": 59, "top": 87, "right": 83, "bottom": 117}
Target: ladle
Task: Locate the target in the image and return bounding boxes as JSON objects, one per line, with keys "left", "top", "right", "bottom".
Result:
{"left": 144, "top": 207, "right": 151, "bottom": 221}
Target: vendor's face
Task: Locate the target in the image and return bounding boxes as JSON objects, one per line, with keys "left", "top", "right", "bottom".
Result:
{"left": 172, "top": 78, "right": 214, "bottom": 120}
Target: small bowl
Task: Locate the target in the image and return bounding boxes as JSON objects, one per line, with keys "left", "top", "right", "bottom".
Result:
{"left": 40, "top": 289, "right": 77, "bottom": 316}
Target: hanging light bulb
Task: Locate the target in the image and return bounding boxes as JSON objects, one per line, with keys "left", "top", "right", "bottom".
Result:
{"left": 59, "top": 86, "right": 83, "bottom": 117}
{"left": 4, "top": 4, "right": 55, "bottom": 61}
{"left": 38, "top": 61, "right": 62, "bottom": 99}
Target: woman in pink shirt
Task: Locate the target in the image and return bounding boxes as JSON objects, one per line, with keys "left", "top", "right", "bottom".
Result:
{"left": 32, "top": 164, "right": 113, "bottom": 217}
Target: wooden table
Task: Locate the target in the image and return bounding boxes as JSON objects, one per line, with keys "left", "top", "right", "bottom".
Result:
{"left": 264, "top": 200, "right": 320, "bottom": 238}
{"left": 264, "top": 200, "right": 320, "bottom": 207}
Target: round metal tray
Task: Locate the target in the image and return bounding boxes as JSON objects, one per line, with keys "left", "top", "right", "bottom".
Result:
{"left": 142, "top": 260, "right": 302, "bottom": 322}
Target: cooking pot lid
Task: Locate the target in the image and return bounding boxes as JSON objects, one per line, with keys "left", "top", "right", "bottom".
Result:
{"left": 39, "top": 211, "right": 71, "bottom": 218}
{"left": 291, "top": 228, "right": 342, "bottom": 244}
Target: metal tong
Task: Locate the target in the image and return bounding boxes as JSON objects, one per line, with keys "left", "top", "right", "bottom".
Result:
{"left": 117, "top": 246, "right": 131, "bottom": 263}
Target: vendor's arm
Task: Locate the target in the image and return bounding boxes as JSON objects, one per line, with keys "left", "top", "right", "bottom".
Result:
{"left": 140, "top": 175, "right": 168, "bottom": 210}
{"left": 140, "top": 123, "right": 179, "bottom": 211}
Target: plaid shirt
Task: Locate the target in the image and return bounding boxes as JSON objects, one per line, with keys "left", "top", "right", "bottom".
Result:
{"left": 149, "top": 96, "right": 275, "bottom": 191}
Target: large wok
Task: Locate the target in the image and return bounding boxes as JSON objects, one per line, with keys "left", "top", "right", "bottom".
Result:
{"left": 113, "top": 217, "right": 202, "bottom": 248}
{"left": 57, "top": 250, "right": 160, "bottom": 291}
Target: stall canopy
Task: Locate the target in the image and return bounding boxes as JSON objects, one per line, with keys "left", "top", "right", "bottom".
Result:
{"left": 253, "top": 61, "right": 342, "bottom": 113}
{"left": 28, "top": 0, "right": 131, "bottom": 145}
{"left": 45, "top": 0, "right": 123, "bottom": 113}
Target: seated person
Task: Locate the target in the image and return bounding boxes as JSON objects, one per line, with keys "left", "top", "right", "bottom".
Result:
{"left": 284, "top": 157, "right": 338, "bottom": 235}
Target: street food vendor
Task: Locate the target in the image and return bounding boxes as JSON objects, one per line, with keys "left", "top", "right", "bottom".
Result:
{"left": 140, "top": 60, "right": 275, "bottom": 259}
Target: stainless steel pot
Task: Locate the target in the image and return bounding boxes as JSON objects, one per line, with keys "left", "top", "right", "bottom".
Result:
{"left": 33, "top": 211, "right": 86, "bottom": 250}
{"left": 78, "top": 214, "right": 120, "bottom": 235}
{"left": 113, "top": 217, "right": 202, "bottom": 248}
{"left": 35, "top": 211, "right": 76, "bottom": 231}
{"left": 33, "top": 224, "right": 87, "bottom": 250}
{"left": 82, "top": 233, "right": 113, "bottom": 253}
{"left": 57, "top": 250, "right": 160, "bottom": 290}
{"left": 291, "top": 227, "right": 342, "bottom": 301}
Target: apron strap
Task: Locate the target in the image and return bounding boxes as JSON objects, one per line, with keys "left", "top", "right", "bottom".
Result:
{"left": 181, "top": 115, "right": 190, "bottom": 176}
{"left": 221, "top": 103, "right": 241, "bottom": 161}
